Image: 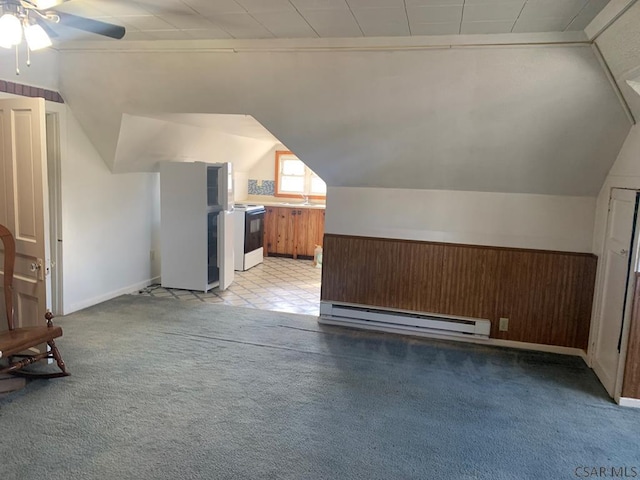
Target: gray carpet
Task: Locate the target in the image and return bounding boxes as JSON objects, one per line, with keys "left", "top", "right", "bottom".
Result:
{"left": 1, "top": 295, "right": 639, "bottom": 479}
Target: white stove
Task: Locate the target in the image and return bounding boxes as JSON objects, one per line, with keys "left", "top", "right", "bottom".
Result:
{"left": 233, "top": 203, "right": 266, "bottom": 271}
{"left": 234, "top": 203, "right": 265, "bottom": 213}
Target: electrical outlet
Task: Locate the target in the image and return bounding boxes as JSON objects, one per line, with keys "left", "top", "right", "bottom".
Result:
{"left": 499, "top": 317, "right": 509, "bottom": 332}
{"left": 257, "top": 179, "right": 263, "bottom": 187}
{"left": 150, "top": 250, "right": 156, "bottom": 261}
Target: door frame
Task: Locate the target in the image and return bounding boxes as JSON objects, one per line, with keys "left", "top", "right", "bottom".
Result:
{"left": 46, "top": 111, "right": 63, "bottom": 316}
{"left": 43, "top": 101, "right": 66, "bottom": 315}
{"left": 614, "top": 192, "right": 640, "bottom": 402}
{"left": 0, "top": 93, "right": 66, "bottom": 314}
{"left": 588, "top": 187, "right": 640, "bottom": 402}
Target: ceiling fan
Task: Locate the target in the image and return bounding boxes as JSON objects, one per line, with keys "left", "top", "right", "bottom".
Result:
{"left": 1, "top": 0, "right": 125, "bottom": 46}
{"left": 0, "top": 0, "right": 125, "bottom": 73}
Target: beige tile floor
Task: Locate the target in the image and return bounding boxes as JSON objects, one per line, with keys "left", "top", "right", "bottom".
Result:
{"left": 137, "top": 257, "right": 322, "bottom": 316}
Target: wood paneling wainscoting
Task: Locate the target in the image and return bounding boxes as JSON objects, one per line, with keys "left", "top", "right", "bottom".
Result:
{"left": 321, "top": 234, "right": 597, "bottom": 349}
{"left": 622, "top": 274, "right": 640, "bottom": 399}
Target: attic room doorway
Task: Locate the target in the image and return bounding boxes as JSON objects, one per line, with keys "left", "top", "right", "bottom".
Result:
{"left": 125, "top": 116, "right": 325, "bottom": 316}
{"left": 591, "top": 188, "right": 640, "bottom": 401}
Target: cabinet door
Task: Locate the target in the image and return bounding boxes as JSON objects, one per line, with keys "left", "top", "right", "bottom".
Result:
{"left": 263, "top": 207, "right": 279, "bottom": 256}
{"left": 294, "top": 209, "right": 310, "bottom": 258}
{"left": 308, "top": 209, "right": 326, "bottom": 255}
{"left": 276, "top": 208, "right": 295, "bottom": 255}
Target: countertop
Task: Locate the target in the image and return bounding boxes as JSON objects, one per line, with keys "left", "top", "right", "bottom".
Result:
{"left": 240, "top": 200, "right": 326, "bottom": 210}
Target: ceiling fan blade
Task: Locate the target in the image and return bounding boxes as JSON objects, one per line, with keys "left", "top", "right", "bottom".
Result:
{"left": 55, "top": 12, "right": 125, "bottom": 39}
{"left": 34, "top": 16, "right": 59, "bottom": 38}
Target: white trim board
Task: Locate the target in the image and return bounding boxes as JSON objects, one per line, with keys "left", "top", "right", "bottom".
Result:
{"left": 585, "top": 0, "right": 638, "bottom": 40}
{"left": 318, "top": 317, "right": 587, "bottom": 359}
{"left": 58, "top": 31, "right": 589, "bottom": 53}
{"left": 66, "top": 276, "right": 160, "bottom": 315}
{"left": 619, "top": 397, "right": 640, "bottom": 408}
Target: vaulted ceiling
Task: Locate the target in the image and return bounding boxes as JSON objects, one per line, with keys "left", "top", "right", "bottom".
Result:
{"left": 53, "top": 0, "right": 610, "bottom": 41}
{"left": 595, "top": 1, "right": 640, "bottom": 120}
{"left": 50, "top": 0, "right": 638, "bottom": 197}
{"left": 59, "top": 38, "right": 630, "bottom": 196}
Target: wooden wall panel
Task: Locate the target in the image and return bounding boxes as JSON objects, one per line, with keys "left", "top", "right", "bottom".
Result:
{"left": 321, "top": 236, "right": 444, "bottom": 313}
{"left": 576, "top": 257, "right": 598, "bottom": 350}
{"left": 321, "top": 234, "right": 597, "bottom": 349}
{"left": 440, "top": 245, "right": 499, "bottom": 320}
{"left": 494, "top": 251, "right": 593, "bottom": 349}
{"left": 622, "top": 274, "right": 640, "bottom": 399}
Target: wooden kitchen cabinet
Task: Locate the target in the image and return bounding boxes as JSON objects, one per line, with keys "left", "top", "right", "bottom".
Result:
{"left": 264, "top": 207, "right": 293, "bottom": 256}
{"left": 276, "top": 207, "right": 295, "bottom": 255}
{"left": 264, "top": 207, "right": 280, "bottom": 255}
{"left": 264, "top": 206, "right": 325, "bottom": 259}
{"left": 298, "top": 209, "right": 325, "bottom": 257}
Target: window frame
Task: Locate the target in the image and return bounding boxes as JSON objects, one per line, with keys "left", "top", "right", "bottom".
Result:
{"left": 274, "top": 150, "right": 326, "bottom": 200}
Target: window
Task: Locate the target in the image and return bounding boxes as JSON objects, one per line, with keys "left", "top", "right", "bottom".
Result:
{"left": 275, "top": 151, "right": 326, "bottom": 199}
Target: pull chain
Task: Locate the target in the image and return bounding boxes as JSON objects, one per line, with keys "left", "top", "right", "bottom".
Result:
{"left": 15, "top": 45, "right": 19, "bottom": 75}
{"left": 26, "top": 44, "right": 30, "bottom": 67}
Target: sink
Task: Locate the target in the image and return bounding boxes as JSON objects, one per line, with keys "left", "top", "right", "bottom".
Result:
{"left": 281, "top": 202, "right": 310, "bottom": 206}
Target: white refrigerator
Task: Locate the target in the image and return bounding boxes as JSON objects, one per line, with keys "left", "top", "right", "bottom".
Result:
{"left": 160, "top": 161, "right": 235, "bottom": 292}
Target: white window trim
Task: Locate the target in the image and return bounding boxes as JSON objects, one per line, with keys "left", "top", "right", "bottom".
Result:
{"left": 275, "top": 151, "right": 326, "bottom": 199}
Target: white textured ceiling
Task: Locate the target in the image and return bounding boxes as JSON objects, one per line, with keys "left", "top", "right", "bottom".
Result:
{"left": 51, "top": 0, "right": 611, "bottom": 41}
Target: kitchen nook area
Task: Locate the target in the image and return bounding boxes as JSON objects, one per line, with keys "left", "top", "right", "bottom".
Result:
{"left": 140, "top": 145, "right": 326, "bottom": 316}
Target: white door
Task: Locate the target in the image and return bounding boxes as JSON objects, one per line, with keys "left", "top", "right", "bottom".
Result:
{"left": 218, "top": 211, "right": 234, "bottom": 291}
{"left": 0, "top": 97, "right": 50, "bottom": 332}
{"left": 593, "top": 188, "right": 638, "bottom": 397}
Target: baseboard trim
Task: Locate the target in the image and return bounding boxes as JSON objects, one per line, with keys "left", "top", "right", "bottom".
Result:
{"left": 619, "top": 397, "right": 640, "bottom": 408}
{"left": 318, "top": 316, "right": 586, "bottom": 358}
{"left": 65, "top": 276, "right": 160, "bottom": 314}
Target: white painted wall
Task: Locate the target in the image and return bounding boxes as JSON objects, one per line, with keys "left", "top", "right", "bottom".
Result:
{"left": 113, "top": 114, "right": 277, "bottom": 173}
{"left": 60, "top": 107, "right": 160, "bottom": 314}
{"left": 326, "top": 187, "right": 596, "bottom": 252}
{"left": 592, "top": 125, "right": 640, "bottom": 257}
{"left": 0, "top": 48, "right": 58, "bottom": 90}
{"left": 248, "top": 144, "right": 286, "bottom": 182}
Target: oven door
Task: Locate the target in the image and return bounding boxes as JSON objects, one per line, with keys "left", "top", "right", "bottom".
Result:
{"left": 245, "top": 209, "right": 265, "bottom": 253}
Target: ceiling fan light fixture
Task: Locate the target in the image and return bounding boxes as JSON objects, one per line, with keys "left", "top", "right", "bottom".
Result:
{"left": 24, "top": 22, "right": 51, "bottom": 50}
{"left": 33, "top": 0, "right": 63, "bottom": 9}
{"left": 0, "top": 13, "right": 23, "bottom": 48}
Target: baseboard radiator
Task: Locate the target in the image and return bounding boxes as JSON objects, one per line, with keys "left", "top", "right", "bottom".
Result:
{"left": 319, "top": 302, "right": 491, "bottom": 339}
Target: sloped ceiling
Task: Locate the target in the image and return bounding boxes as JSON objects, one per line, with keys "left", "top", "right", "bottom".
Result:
{"left": 113, "top": 114, "right": 279, "bottom": 173}
{"left": 595, "top": 1, "right": 640, "bottom": 121}
{"left": 59, "top": 41, "right": 630, "bottom": 196}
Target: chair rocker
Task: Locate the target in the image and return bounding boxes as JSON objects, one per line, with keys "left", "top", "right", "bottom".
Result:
{"left": 0, "top": 224, "right": 69, "bottom": 379}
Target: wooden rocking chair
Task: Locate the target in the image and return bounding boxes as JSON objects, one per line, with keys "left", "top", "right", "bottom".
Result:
{"left": 0, "top": 224, "right": 69, "bottom": 378}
